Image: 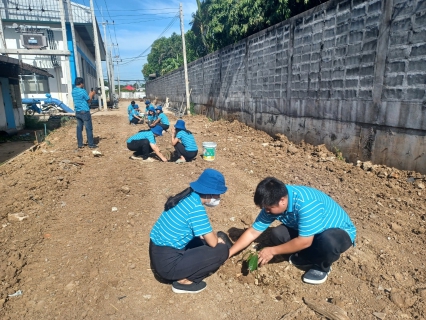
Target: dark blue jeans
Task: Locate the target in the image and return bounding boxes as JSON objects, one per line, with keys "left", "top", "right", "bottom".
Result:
{"left": 271, "top": 224, "right": 353, "bottom": 272}
{"left": 76, "top": 111, "right": 94, "bottom": 147}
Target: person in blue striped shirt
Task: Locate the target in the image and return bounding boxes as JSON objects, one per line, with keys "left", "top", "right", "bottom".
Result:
{"left": 126, "top": 126, "right": 168, "bottom": 162}
{"left": 72, "top": 77, "right": 97, "bottom": 149}
{"left": 149, "top": 106, "right": 170, "bottom": 131}
{"left": 129, "top": 105, "right": 143, "bottom": 125}
{"left": 229, "top": 177, "right": 356, "bottom": 285}
{"left": 150, "top": 169, "right": 232, "bottom": 294}
{"left": 171, "top": 120, "right": 198, "bottom": 163}
{"left": 127, "top": 101, "right": 137, "bottom": 116}
{"left": 146, "top": 106, "right": 157, "bottom": 126}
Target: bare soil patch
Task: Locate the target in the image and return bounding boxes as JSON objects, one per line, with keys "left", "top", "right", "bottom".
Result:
{"left": 0, "top": 102, "right": 425, "bottom": 319}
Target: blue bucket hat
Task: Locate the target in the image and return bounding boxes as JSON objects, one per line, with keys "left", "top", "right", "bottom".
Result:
{"left": 150, "top": 125, "right": 163, "bottom": 136}
{"left": 174, "top": 120, "right": 186, "bottom": 130}
{"left": 145, "top": 100, "right": 150, "bottom": 105}
{"left": 133, "top": 104, "right": 139, "bottom": 109}
{"left": 190, "top": 169, "right": 228, "bottom": 195}
{"left": 148, "top": 106, "right": 155, "bottom": 112}
{"left": 155, "top": 106, "right": 163, "bottom": 111}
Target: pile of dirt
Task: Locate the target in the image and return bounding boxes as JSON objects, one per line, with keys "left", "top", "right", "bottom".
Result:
{"left": 0, "top": 104, "right": 425, "bottom": 319}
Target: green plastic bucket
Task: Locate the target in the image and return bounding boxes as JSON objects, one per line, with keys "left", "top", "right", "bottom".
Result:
{"left": 202, "top": 142, "right": 217, "bottom": 161}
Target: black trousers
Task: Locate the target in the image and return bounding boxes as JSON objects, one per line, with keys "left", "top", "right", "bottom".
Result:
{"left": 174, "top": 142, "right": 198, "bottom": 161}
{"left": 127, "top": 139, "right": 153, "bottom": 159}
{"left": 271, "top": 224, "right": 353, "bottom": 272}
{"left": 130, "top": 117, "right": 140, "bottom": 124}
{"left": 149, "top": 238, "right": 228, "bottom": 283}
{"left": 158, "top": 123, "right": 169, "bottom": 131}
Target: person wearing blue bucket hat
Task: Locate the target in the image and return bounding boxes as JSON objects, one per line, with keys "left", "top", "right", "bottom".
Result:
{"left": 128, "top": 104, "right": 144, "bottom": 125}
{"left": 149, "top": 105, "right": 170, "bottom": 131}
{"left": 171, "top": 119, "right": 198, "bottom": 163}
{"left": 150, "top": 168, "right": 233, "bottom": 294}
{"left": 146, "top": 106, "right": 157, "bottom": 127}
{"left": 126, "top": 125, "right": 168, "bottom": 162}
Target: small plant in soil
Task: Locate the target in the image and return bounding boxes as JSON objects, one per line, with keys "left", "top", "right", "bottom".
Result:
{"left": 243, "top": 251, "right": 259, "bottom": 272}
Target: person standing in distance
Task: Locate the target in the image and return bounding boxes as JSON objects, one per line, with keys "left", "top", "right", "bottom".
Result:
{"left": 72, "top": 77, "right": 98, "bottom": 149}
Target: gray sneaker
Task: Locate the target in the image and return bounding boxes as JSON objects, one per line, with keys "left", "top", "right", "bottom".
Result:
{"left": 172, "top": 281, "right": 207, "bottom": 294}
{"left": 303, "top": 269, "right": 330, "bottom": 285}
{"left": 289, "top": 253, "right": 313, "bottom": 269}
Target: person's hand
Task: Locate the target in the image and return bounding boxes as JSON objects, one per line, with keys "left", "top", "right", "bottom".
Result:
{"left": 258, "top": 247, "right": 275, "bottom": 266}
{"left": 217, "top": 237, "right": 225, "bottom": 244}
{"left": 89, "top": 90, "right": 95, "bottom": 99}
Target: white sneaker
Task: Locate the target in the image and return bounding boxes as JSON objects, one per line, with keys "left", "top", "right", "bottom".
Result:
{"left": 142, "top": 158, "right": 156, "bottom": 163}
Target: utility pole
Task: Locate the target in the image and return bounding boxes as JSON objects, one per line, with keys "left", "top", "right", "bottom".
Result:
{"left": 102, "top": 21, "right": 112, "bottom": 103}
{"left": 66, "top": 0, "right": 80, "bottom": 77}
{"left": 90, "top": 0, "right": 107, "bottom": 110}
{"left": 58, "top": 0, "right": 73, "bottom": 108}
{"left": 0, "top": 9, "right": 8, "bottom": 54}
{"left": 179, "top": 3, "right": 190, "bottom": 115}
{"left": 109, "top": 50, "right": 115, "bottom": 99}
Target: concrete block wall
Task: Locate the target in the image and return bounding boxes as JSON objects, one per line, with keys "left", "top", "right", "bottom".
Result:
{"left": 147, "top": 0, "right": 426, "bottom": 173}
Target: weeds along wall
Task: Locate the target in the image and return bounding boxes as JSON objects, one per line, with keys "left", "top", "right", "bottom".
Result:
{"left": 146, "top": 0, "right": 426, "bottom": 174}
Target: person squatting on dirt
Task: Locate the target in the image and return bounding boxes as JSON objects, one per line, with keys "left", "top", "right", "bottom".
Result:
{"left": 127, "top": 101, "right": 138, "bottom": 116}
{"left": 171, "top": 120, "right": 198, "bottom": 164}
{"left": 229, "top": 177, "right": 356, "bottom": 285}
{"left": 126, "top": 125, "right": 168, "bottom": 162}
{"left": 149, "top": 106, "right": 170, "bottom": 131}
{"left": 128, "top": 105, "right": 144, "bottom": 125}
{"left": 72, "top": 77, "right": 98, "bottom": 149}
{"left": 149, "top": 169, "right": 232, "bottom": 294}
{"left": 146, "top": 106, "right": 157, "bottom": 126}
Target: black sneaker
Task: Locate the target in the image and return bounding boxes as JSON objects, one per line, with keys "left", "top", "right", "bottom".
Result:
{"left": 303, "top": 268, "right": 330, "bottom": 285}
{"left": 289, "top": 253, "right": 314, "bottom": 269}
{"left": 217, "top": 231, "right": 233, "bottom": 249}
{"left": 89, "top": 144, "right": 98, "bottom": 149}
{"left": 172, "top": 281, "right": 207, "bottom": 294}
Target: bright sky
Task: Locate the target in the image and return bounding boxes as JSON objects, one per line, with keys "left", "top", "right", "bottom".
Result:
{"left": 73, "top": 0, "right": 197, "bottom": 84}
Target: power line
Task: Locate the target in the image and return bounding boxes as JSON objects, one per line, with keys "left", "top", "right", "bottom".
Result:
{"left": 118, "top": 13, "right": 179, "bottom": 66}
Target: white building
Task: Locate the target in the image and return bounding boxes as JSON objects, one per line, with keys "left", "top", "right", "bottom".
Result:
{"left": 0, "top": 0, "right": 106, "bottom": 108}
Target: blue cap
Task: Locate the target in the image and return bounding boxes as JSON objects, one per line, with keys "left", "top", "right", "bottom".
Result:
{"left": 150, "top": 125, "right": 163, "bottom": 136}
{"left": 190, "top": 169, "right": 227, "bottom": 195}
{"left": 133, "top": 105, "right": 139, "bottom": 109}
{"left": 155, "top": 106, "right": 163, "bottom": 111}
{"left": 145, "top": 100, "right": 150, "bottom": 105}
{"left": 174, "top": 120, "right": 186, "bottom": 130}
{"left": 148, "top": 106, "right": 155, "bottom": 112}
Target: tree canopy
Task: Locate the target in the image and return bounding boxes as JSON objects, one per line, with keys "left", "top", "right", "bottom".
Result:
{"left": 142, "top": 0, "right": 321, "bottom": 79}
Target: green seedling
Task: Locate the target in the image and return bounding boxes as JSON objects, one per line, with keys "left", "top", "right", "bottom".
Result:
{"left": 243, "top": 251, "right": 259, "bottom": 272}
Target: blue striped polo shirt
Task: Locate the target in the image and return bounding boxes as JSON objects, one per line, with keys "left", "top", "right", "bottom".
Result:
{"left": 158, "top": 113, "right": 169, "bottom": 125}
{"left": 71, "top": 87, "right": 90, "bottom": 112}
{"left": 147, "top": 114, "right": 157, "bottom": 122}
{"left": 253, "top": 185, "right": 356, "bottom": 243}
{"left": 126, "top": 130, "right": 156, "bottom": 144}
{"left": 128, "top": 109, "right": 140, "bottom": 121}
{"left": 176, "top": 131, "right": 198, "bottom": 152}
{"left": 127, "top": 104, "right": 134, "bottom": 114}
{"left": 150, "top": 192, "right": 213, "bottom": 249}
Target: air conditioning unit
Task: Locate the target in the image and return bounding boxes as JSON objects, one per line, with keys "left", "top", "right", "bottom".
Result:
{"left": 20, "top": 34, "right": 48, "bottom": 49}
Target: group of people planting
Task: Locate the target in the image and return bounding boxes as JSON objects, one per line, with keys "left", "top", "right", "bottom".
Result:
{"left": 73, "top": 77, "right": 356, "bottom": 295}
{"left": 150, "top": 169, "right": 356, "bottom": 293}
{"left": 126, "top": 100, "right": 198, "bottom": 164}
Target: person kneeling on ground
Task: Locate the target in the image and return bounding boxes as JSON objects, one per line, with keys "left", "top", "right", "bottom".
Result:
{"left": 129, "top": 105, "right": 144, "bottom": 125}
{"left": 150, "top": 106, "right": 170, "bottom": 131}
{"left": 150, "top": 168, "right": 232, "bottom": 294}
{"left": 127, "top": 101, "right": 137, "bottom": 116}
{"left": 171, "top": 120, "right": 198, "bottom": 163}
{"left": 146, "top": 106, "right": 157, "bottom": 126}
{"left": 126, "top": 125, "right": 167, "bottom": 162}
{"left": 229, "top": 177, "right": 356, "bottom": 285}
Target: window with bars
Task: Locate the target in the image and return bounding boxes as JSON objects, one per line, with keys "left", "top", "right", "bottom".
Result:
{"left": 19, "top": 74, "right": 50, "bottom": 94}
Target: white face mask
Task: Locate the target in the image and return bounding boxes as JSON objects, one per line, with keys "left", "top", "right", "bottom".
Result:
{"left": 205, "top": 198, "right": 220, "bottom": 207}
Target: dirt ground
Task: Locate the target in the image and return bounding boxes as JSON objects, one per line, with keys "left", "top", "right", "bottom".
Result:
{"left": 0, "top": 100, "right": 425, "bottom": 320}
